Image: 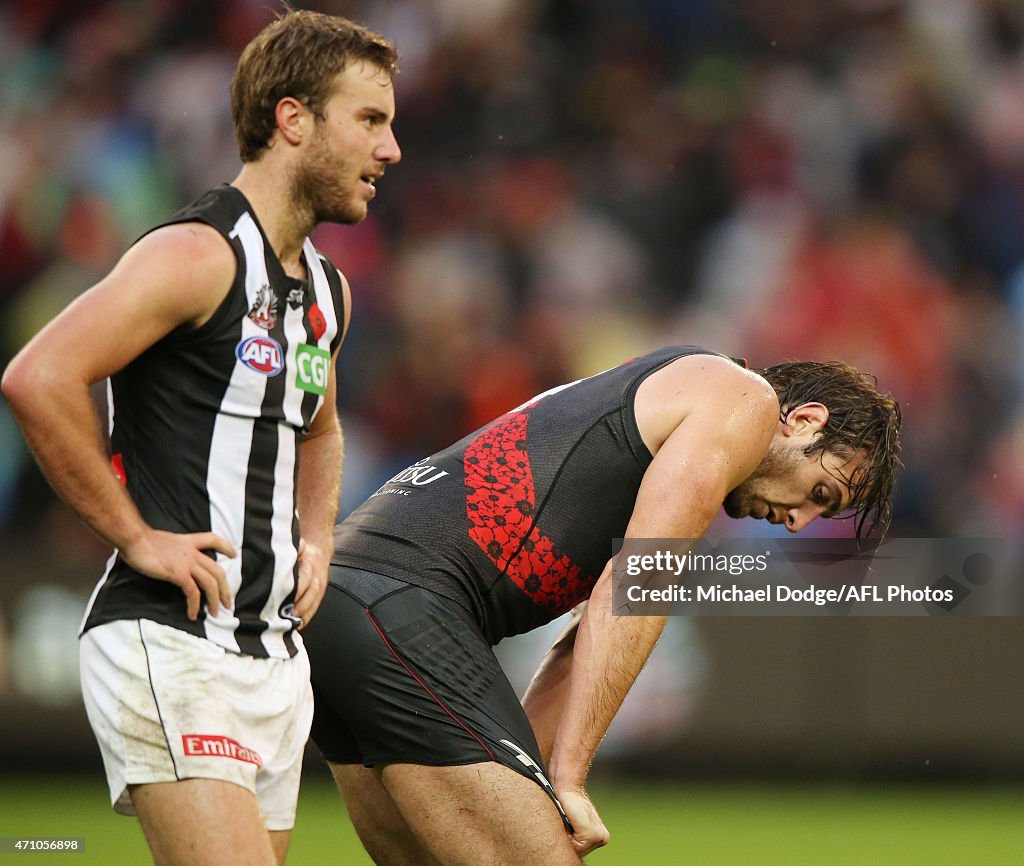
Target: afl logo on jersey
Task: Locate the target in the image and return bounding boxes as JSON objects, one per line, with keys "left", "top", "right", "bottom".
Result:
{"left": 236, "top": 335, "right": 285, "bottom": 376}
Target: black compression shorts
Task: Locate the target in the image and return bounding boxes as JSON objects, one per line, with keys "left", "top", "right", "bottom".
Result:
{"left": 304, "top": 567, "right": 569, "bottom": 827}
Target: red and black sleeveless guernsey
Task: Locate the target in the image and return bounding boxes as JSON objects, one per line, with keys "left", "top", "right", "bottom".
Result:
{"left": 332, "top": 346, "right": 735, "bottom": 643}
{"left": 81, "top": 184, "right": 346, "bottom": 659}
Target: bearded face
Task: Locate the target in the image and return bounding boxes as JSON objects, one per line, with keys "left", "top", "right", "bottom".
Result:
{"left": 723, "top": 441, "right": 804, "bottom": 523}
{"left": 289, "top": 61, "right": 399, "bottom": 227}
{"left": 292, "top": 121, "right": 369, "bottom": 226}
{"left": 724, "top": 440, "right": 862, "bottom": 532}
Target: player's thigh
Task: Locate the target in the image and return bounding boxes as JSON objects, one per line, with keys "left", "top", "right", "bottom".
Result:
{"left": 381, "top": 761, "right": 581, "bottom": 866}
{"left": 330, "top": 762, "right": 441, "bottom": 866}
{"left": 308, "top": 574, "right": 573, "bottom": 863}
{"left": 130, "top": 778, "right": 276, "bottom": 866}
{"left": 268, "top": 830, "right": 291, "bottom": 865}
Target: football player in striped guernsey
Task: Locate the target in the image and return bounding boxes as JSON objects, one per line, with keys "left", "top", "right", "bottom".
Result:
{"left": 2, "top": 10, "right": 400, "bottom": 865}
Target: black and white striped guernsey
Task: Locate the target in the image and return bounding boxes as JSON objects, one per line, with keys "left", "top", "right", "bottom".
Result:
{"left": 81, "top": 185, "right": 346, "bottom": 659}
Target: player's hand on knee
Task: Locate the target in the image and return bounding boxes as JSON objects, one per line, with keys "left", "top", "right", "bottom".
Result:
{"left": 293, "top": 537, "right": 329, "bottom": 628}
{"left": 122, "top": 529, "right": 236, "bottom": 620}
{"left": 559, "top": 788, "right": 610, "bottom": 856}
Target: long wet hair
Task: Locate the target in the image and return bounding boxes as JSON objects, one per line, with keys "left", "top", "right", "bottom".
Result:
{"left": 757, "top": 361, "right": 902, "bottom": 537}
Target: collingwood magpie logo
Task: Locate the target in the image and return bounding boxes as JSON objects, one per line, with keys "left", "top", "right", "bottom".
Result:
{"left": 248, "top": 283, "right": 278, "bottom": 329}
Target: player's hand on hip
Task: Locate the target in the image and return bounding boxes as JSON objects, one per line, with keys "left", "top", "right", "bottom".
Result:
{"left": 293, "top": 537, "right": 329, "bottom": 628}
{"left": 121, "top": 529, "right": 236, "bottom": 620}
{"left": 558, "top": 788, "right": 610, "bottom": 856}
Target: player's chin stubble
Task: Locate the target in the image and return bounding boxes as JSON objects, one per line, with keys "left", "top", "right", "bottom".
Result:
{"left": 723, "top": 442, "right": 801, "bottom": 519}
{"left": 292, "top": 143, "right": 365, "bottom": 227}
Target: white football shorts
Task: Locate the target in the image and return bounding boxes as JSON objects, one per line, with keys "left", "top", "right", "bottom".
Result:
{"left": 79, "top": 618, "right": 313, "bottom": 831}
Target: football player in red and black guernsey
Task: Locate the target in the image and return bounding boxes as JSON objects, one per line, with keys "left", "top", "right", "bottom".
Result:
{"left": 304, "top": 345, "right": 901, "bottom": 865}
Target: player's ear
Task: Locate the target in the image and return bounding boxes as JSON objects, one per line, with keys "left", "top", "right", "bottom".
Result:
{"left": 782, "top": 402, "right": 829, "bottom": 437}
{"left": 274, "top": 97, "right": 307, "bottom": 147}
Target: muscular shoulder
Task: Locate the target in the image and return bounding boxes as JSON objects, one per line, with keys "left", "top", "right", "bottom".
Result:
{"left": 5, "top": 222, "right": 238, "bottom": 386}
{"left": 137, "top": 220, "right": 231, "bottom": 256}
{"left": 634, "top": 353, "right": 778, "bottom": 455}
{"left": 122, "top": 223, "right": 236, "bottom": 327}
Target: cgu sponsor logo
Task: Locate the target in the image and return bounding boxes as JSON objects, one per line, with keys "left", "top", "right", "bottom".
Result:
{"left": 386, "top": 458, "right": 449, "bottom": 487}
{"left": 236, "top": 335, "right": 284, "bottom": 376}
{"left": 182, "top": 734, "right": 263, "bottom": 767}
{"left": 295, "top": 343, "right": 330, "bottom": 396}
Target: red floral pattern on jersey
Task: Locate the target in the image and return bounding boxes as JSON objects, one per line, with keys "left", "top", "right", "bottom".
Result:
{"left": 465, "top": 410, "right": 593, "bottom": 615}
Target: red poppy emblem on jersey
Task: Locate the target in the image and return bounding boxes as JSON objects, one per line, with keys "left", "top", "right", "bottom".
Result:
{"left": 236, "top": 335, "right": 284, "bottom": 376}
{"left": 464, "top": 411, "right": 594, "bottom": 615}
{"left": 308, "top": 304, "right": 327, "bottom": 340}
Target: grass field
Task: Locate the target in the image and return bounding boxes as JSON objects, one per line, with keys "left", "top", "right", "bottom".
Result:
{"left": 1, "top": 776, "right": 1023, "bottom": 864}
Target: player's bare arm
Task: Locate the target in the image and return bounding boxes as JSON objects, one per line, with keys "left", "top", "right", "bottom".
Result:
{"left": 293, "top": 271, "right": 349, "bottom": 627}
{"left": 547, "top": 356, "right": 779, "bottom": 855}
{"left": 521, "top": 603, "right": 585, "bottom": 765}
{"left": 294, "top": 380, "right": 342, "bottom": 626}
{"left": 1, "top": 224, "right": 238, "bottom": 618}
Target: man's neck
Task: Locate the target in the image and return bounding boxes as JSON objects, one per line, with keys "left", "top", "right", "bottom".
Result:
{"left": 231, "top": 162, "right": 313, "bottom": 279}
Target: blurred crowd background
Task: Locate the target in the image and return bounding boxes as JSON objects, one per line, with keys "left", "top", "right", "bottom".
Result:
{"left": 3, "top": 0, "right": 1024, "bottom": 775}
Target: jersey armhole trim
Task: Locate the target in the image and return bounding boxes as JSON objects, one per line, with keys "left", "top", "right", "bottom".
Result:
{"left": 621, "top": 348, "right": 742, "bottom": 464}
